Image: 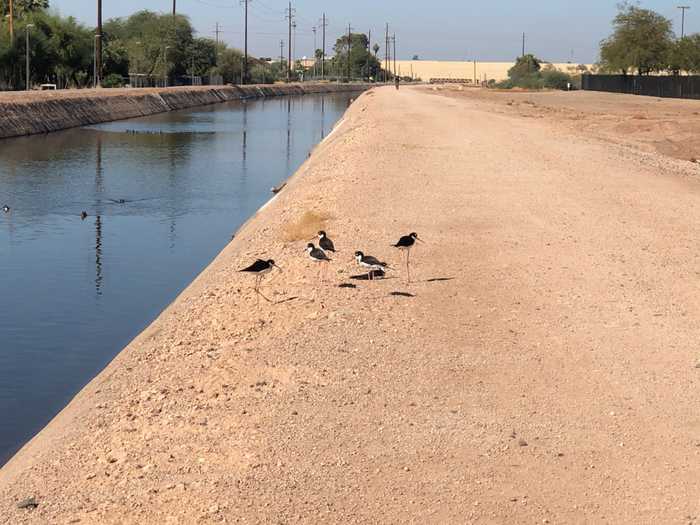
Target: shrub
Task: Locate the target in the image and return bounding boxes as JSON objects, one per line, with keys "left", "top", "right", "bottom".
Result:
{"left": 541, "top": 68, "right": 572, "bottom": 89}
{"left": 102, "top": 73, "right": 125, "bottom": 88}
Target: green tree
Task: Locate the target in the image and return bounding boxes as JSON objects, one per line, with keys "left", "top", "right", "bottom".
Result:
{"left": 1, "top": 0, "right": 49, "bottom": 17}
{"left": 329, "top": 32, "right": 383, "bottom": 79}
{"left": 0, "top": 12, "right": 92, "bottom": 88}
{"left": 103, "top": 10, "right": 194, "bottom": 82}
{"left": 212, "top": 47, "right": 243, "bottom": 84}
{"left": 599, "top": 3, "right": 673, "bottom": 75}
{"left": 506, "top": 54, "right": 542, "bottom": 88}
{"left": 667, "top": 34, "right": 700, "bottom": 74}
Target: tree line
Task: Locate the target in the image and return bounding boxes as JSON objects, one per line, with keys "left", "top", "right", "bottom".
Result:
{"left": 0, "top": 2, "right": 390, "bottom": 89}
{"left": 600, "top": 2, "right": 700, "bottom": 75}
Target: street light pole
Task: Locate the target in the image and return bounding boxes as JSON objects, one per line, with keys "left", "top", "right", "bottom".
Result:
{"left": 678, "top": 6, "right": 691, "bottom": 38}
{"left": 25, "top": 23, "right": 34, "bottom": 91}
{"left": 93, "top": 34, "right": 101, "bottom": 88}
{"left": 163, "top": 45, "right": 171, "bottom": 87}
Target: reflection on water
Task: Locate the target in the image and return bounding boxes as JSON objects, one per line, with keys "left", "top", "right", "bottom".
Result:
{"left": 0, "top": 93, "right": 353, "bottom": 465}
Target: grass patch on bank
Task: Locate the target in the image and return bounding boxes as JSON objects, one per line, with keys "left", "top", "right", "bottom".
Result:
{"left": 283, "top": 210, "right": 331, "bottom": 242}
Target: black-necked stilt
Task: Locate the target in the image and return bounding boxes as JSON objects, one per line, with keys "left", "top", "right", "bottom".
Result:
{"left": 239, "top": 259, "right": 281, "bottom": 303}
{"left": 307, "top": 243, "right": 332, "bottom": 282}
{"left": 318, "top": 231, "right": 336, "bottom": 253}
{"left": 80, "top": 211, "right": 88, "bottom": 220}
{"left": 393, "top": 232, "right": 424, "bottom": 283}
{"left": 355, "top": 251, "right": 391, "bottom": 280}
{"left": 2, "top": 205, "right": 9, "bottom": 213}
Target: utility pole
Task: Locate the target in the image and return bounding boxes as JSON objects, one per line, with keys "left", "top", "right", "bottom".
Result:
{"left": 366, "top": 29, "right": 371, "bottom": 81}
{"left": 347, "top": 23, "right": 352, "bottom": 80}
{"left": 8, "top": 0, "right": 13, "bottom": 41}
{"left": 312, "top": 26, "right": 317, "bottom": 78}
{"left": 172, "top": 0, "right": 176, "bottom": 16}
{"left": 96, "top": 0, "right": 102, "bottom": 87}
{"left": 286, "top": 2, "right": 295, "bottom": 81}
{"left": 319, "top": 13, "right": 328, "bottom": 79}
{"left": 392, "top": 33, "right": 396, "bottom": 78}
{"left": 241, "top": 0, "right": 250, "bottom": 83}
{"left": 280, "top": 39, "right": 285, "bottom": 65}
{"left": 678, "top": 6, "right": 691, "bottom": 38}
{"left": 385, "top": 23, "right": 389, "bottom": 82}
{"left": 292, "top": 21, "right": 297, "bottom": 70}
{"left": 213, "top": 22, "right": 222, "bottom": 62}
{"left": 522, "top": 32, "right": 526, "bottom": 57}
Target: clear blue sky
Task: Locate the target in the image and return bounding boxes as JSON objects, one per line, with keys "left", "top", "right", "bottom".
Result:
{"left": 49, "top": 0, "right": 695, "bottom": 63}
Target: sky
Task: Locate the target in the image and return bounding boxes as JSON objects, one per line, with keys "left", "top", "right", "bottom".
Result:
{"left": 48, "top": 1, "right": 697, "bottom": 64}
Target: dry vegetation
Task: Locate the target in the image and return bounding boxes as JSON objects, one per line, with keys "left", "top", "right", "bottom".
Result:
{"left": 282, "top": 210, "right": 330, "bottom": 242}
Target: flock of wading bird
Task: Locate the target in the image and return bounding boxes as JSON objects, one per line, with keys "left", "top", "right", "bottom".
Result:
{"left": 240, "top": 231, "right": 424, "bottom": 303}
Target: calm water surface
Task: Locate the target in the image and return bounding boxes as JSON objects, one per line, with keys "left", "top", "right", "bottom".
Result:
{"left": 0, "top": 93, "right": 354, "bottom": 465}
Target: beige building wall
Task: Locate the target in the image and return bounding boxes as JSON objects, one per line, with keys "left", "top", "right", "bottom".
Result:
{"left": 381, "top": 60, "right": 595, "bottom": 83}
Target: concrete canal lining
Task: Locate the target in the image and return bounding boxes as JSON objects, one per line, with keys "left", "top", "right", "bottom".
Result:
{"left": 0, "top": 83, "right": 368, "bottom": 140}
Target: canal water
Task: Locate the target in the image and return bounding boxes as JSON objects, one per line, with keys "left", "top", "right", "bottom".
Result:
{"left": 0, "top": 92, "right": 354, "bottom": 465}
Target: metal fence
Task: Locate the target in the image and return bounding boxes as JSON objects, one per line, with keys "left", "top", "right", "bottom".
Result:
{"left": 582, "top": 74, "right": 700, "bottom": 99}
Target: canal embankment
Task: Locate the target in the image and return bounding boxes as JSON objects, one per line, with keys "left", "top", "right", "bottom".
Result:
{"left": 0, "top": 83, "right": 368, "bottom": 140}
{"left": 1, "top": 86, "right": 700, "bottom": 524}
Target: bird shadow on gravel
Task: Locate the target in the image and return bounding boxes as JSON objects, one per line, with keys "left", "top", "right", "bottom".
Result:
{"left": 273, "top": 296, "right": 300, "bottom": 305}
{"left": 424, "top": 277, "right": 456, "bottom": 283}
{"left": 348, "top": 270, "right": 397, "bottom": 281}
{"left": 390, "top": 291, "right": 416, "bottom": 298}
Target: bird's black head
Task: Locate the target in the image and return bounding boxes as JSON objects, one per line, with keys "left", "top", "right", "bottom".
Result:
{"left": 267, "top": 259, "right": 276, "bottom": 266}
{"left": 410, "top": 232, "right": 419, "bottom": 239}
{"left": 354, "top": 251, "right": 364, "bottom": 258}
{"left": 306, "top": 243, "right": 315, "bottom": 251}
{"left": 318, "top": 230, "right": 326, "bottom": 238}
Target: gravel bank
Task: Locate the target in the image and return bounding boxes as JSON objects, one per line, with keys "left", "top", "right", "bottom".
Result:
{"left": 1, "top": 86, "right": 699, "bottom": 523}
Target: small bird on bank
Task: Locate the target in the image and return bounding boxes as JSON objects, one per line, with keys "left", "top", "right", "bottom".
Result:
{"left": 239, "top": 259, "right": 281, "bottom": 303}
{"left": 80, "top": 211, "right": 88, "bottom": 220}
{"left": 307, "top": 243, "right": 332, "bottom": 283}
{"left": 355, "top": 251, "right": 391, "bottom": 280}
{"left": 2, "top": 205, "right": 9, "bottom": 213}
{"left": 393, "top": 232, "right": 424, "bottom": 283}
{"left": 307, "top": 243, "right": 332, "bottom": 263}
{"left": 318, "top": 231, "right": 336, "bottom": 253}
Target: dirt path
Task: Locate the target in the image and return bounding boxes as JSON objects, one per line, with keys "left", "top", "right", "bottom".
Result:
{"left": 1, "top": 86, "right": 699, "bottom": 524}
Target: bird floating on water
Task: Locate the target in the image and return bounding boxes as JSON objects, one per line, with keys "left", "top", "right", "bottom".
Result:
{"left": 2, "top": 205, "right": 9, "bottom": 213}
{"left": 239, "top": 259, "right": 281, "bottom": 303}
{"left": 318, "top": 231, "right": 336, "bottom": 253}
{"left": 355, "top": 251, "right": 391, "bottom": 281}
{"left": 80, "top": 211, "right": 88, "bottom": 220}
{"left": 393, "top": 232, "right": 424, "bottom": 283}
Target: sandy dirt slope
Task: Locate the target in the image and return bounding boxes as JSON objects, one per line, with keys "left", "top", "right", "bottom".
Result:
{"left": 1, "top": 86, "right": 699, "bottom": 524}
{"left": 435, "top": 85, "right": 700, "bottom": 162}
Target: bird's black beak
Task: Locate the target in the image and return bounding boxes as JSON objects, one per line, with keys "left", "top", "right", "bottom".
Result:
{"left": 416, "top": 237, "right": 426, "bottom": 244}
{"left": 274, "top": 264, "right": 283, "bottom": 272}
